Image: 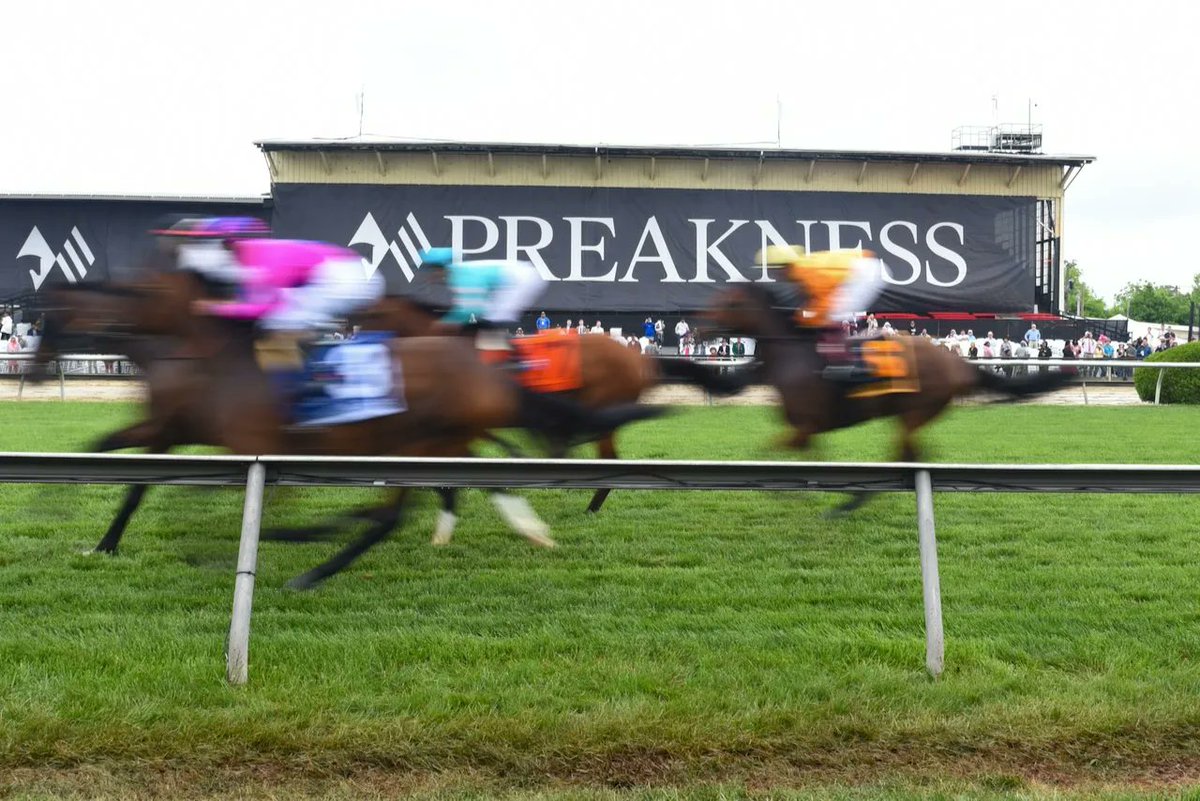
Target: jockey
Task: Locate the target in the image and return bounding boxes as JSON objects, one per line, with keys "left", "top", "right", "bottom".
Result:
{"left": 158, "top": 218, "right": 386, "bottom": 412}
{"left": 418, "top": 248, "right": 546, "bottom": 351}
{"left": 757, "top": 244, "right": 887, "bottom": 382}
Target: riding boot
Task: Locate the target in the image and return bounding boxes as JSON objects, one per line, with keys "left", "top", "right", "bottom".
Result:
{"left": 255, "top": 331, "right": 308, "bottom": 421}
{"left": 816, "top": 329, "right": 872, "bottom": 384}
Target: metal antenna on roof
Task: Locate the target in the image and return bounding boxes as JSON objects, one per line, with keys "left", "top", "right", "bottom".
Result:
{"left": 356, "top": 85, "right": 365, "bottom": 138}
{"left": 775, "top": 94, "right": 782, "bottom": 148}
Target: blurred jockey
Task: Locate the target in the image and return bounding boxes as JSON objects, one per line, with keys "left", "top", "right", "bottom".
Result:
{"left": 158, "top": 217, "right": 386, "bottom": 406}
{"left": 757, "top": 245, "right": 887, "bottom": 382}
{"left": 418, "top": 248, "right": 546, "bottom": 352}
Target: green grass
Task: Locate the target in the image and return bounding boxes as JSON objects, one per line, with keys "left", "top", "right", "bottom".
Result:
{"left": 2, "top": 401, "right": 1200, "bottom": 799}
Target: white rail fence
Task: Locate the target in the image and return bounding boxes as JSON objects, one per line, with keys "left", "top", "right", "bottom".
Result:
{"left": 2, "top": 451, "right": 1198, "bottom": 684}
{"left": 4, "top": 354, "right": 1200, "bottom": 404}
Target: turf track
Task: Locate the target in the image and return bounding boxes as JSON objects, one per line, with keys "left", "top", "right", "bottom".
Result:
{"left": 2, "top": 402, "right": 1199, "bottom": 799}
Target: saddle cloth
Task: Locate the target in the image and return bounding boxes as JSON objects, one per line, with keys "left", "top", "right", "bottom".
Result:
{"left": 845, "top": 337, "right": 920, "bottom": 399}
{"left": 295, "top": 332, "right": 406, "bottom": 426}
{"left": 480, "top": 334, "right": 584, "bottom": 393}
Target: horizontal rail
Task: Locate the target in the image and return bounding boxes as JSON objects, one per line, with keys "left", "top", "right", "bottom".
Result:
{"left": 0, "top": 452, "right": 1197, "bottom": 493}
{"left": 7, "top": 354, "right": 1196, "bottom": 369}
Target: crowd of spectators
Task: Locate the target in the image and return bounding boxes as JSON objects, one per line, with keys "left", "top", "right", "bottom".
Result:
{"left": 514, "top": 312, "right": 751, "bottom": 359}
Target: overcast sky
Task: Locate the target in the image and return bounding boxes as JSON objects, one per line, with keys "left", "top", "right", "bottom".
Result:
{"left": 2, "top": 0, "right": 1196, "bottom": 301}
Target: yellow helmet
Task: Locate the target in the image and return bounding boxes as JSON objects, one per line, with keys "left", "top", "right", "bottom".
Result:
{"left": 755, "top": 244, "right": 806, "bottom": 267}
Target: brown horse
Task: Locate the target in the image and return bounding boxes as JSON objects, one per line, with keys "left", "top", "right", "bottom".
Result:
{"left": 705, "top": 285, "right": 1073, "bottom": 513}
{"left": 352, "top": 296, "right": 746, "bottom": 526}
{"left": 34, "top": 273, "right": 661, "bottom": 587}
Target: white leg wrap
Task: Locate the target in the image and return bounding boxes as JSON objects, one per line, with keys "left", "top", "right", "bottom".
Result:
{"left": 431, "top": 510, "right": 458, "bottom": 546}
{"left": 491, "top": 493, "right": 555, "bottom": 548}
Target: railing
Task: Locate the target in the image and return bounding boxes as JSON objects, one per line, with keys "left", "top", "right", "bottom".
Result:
{"left": 3, "top": 355, "right": 1196, "bottom": 404}
{"left": 2, "top": 451, "right": 1198, "bottom": 685}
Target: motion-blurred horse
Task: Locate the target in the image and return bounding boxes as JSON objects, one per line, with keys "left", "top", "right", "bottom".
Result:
{"left": 35, "top": 271, "right": 660, "bottom": 587}
{"left": 353, "top": 296, "right": 746, "bottom": 534}
{"left": 705, "top": 284, "right": 1073, "bottom": 513}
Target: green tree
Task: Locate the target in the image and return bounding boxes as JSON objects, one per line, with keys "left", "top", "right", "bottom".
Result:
{"left": 1064, "top": 260, "right": 1109, "bottom": 318}
{"left": 1114, "top": 281, "right": 1191, "bottom": 325}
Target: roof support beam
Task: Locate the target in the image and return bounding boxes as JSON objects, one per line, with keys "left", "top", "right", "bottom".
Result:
{"left": 541, "top": 153, "right": 549, "bottom": 179}
{"left": 1060, "top": 165, "right": 1079, "bottom": 189}
{"left": 595, "top": 154, "right": 602, "bottom": 180}
{"left": 264, "top": 152, "right": 278, "bottom": 180}
{"left": 375, "top": 151, "right": 387, "bottom": 177}
{"left": 701, "top": 158, "right": 710, "bottom": 182}
{"left": 1006, "top": 164, "right": 1022, "bottom": 187}
{"left": 806, "top": 159, "right": 816, "bottom": 182}
{"left": 649, "top": 157, "right": 656, "bottom": 181}
{"left": 907, "top": 162, "right": 920, "bottom": 185}
{"left": 431, "top": 150, "right": 441, "bottom": 176}
{"left": 857, "top": 161, "right": 868, "bottom": 185}
{"left": 318, "top": 151, "right": 331, "bottom": 176}
{"left": 487, "top": 152, "right": 495, "bottom": 177}
{"left": 957, "top": 163, "right": 972, "bottom": 186}
{"left": 752, "top": 151, "right": 764, "bottom": 186}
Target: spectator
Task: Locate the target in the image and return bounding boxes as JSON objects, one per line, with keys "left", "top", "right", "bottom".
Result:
{"left": 968, "top": 342, "right": 978, "bottom": 359}
{"left": 536, "top": 311, "right": 551, "bottom": 332}
{"left": 881, "top": 321, "right": 894, "bottom": 336}
{"left": 674, "top": 318, "right": 690, "bottom": 348}
{"left": 1014, "top": 340, "right": 1030, "bottom": 376}
{"left": 1078, "top": 332, "right": 1097, "bottom": 377}
{"left": 919, "top": 328, "right": 930, "bottom": 339}
{"left": 575, "top": 319, "right": 587, "bottom": 334}
{"left": 980, "top": 338, "right": 994, "bottom": 359}
{"left": 514, "top": 327, "right": 525, "bottom": 337}
{"left": 866, "top": 314, "right": 879, "bottom": 335}
{"left": 590, "top": 320, "right": 604, "bottom": 334}
{"left": 0, "top": 309, "right": 11, "bottom": 342}
{"left": 1000, "top": 337, "right": 1014, "bottom": 377}
{"left": 6, "top": 333, "right": 22, "bottom": 374}
{"left": 1024, "top": 323, "right": 1042, "bottom": 346}
{"left": 654, "top": 319, "right": 665, "bottom": 344}
{"left": 732, "top": 338, "right": 746, "bottom": 357}
{"left": 565, "top": 318, "right": 574, "bottom": 332}
{"left": 642, "top": 317, "right": 656, "bottom": 340}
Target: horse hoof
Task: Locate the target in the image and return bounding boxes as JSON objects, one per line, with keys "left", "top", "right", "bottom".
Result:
{"left": 286, "top": 573, "right": 321, "bottom": 592}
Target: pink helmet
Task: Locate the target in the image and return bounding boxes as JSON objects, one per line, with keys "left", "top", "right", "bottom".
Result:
{"left": 152, "top": 216, "right": 270, "bottom": 239}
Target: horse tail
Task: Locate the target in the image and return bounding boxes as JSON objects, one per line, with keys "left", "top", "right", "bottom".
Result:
{"left": 973, "top": 365, "right": 1075, "bottom": 400}
{"left": 655, "top": 357, "right": 752, "bottom": 397}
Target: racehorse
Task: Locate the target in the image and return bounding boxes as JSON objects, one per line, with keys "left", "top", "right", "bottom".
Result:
{"left": 34, "top": 272, "right": 661, "bottom": 588}
{"left": 705, "top": 284, "right": 1073, "bottom": 513}
{"left": 352, "top": 296, "right": 746, "bottom": 531}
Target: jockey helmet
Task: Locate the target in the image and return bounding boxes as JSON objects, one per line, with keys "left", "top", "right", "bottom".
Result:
{"left": 419, "top": 247, "right": 455, "bottom": 267}
{"left": 152, "top": 217, "right": 270, "bottom": 239}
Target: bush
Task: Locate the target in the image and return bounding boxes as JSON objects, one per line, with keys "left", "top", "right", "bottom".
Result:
{"left": 1133, "top": 340, "right": 1200, "bottom": 403}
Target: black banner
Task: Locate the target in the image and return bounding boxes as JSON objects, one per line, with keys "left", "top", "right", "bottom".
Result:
{"left": 0, "top": 198, "right": 268, "bottom": 300}
{"left": 272, "top": 183, "right": 1036, "bottom": 314}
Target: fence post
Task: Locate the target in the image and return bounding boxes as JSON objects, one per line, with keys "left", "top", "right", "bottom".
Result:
{"left": 915, "top": 469, "right": 944, "bottom": 678}
{"left": 1081, "top": 380, "right": 1088, "bottom": 405}
{"left": 1154, "top": 367, "right": 1166, "bottom": 405}
{"left": 58, "top": 362, "right": 65, "bottom": 401}
{"left": 227, "top": 461, "right": 267, "bottom": 686}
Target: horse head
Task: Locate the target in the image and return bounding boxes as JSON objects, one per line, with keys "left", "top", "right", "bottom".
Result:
{"left": 702, "top": 283, "right": 800, "bottom": 340}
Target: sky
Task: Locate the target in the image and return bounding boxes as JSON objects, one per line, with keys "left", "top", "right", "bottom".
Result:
{"left": 1, "top": 0, "right": 1196, "bottom": 302}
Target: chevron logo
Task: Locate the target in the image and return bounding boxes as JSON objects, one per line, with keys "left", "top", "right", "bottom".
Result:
{"left": 349, "top": 212, "right": 432, "bottom": 282}
{"left": 17, "top": 226, "right": 95, "bottom": 291}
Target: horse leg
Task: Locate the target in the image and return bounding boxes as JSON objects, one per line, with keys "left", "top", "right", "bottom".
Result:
{"left": 91, "top": 419, "right": 164, "bottom": 453}
{"left": 490, "top": 492, "right": 555, "bottom": 548}
{"left": 288, "top": 488, "right": 410, "bottom": 591}
{"left": 585, "top": 433, "right": 618, "bottom": 513}
{"left": 94, "top": 440, "right": 170, "bottom": 553}
{"left": 95, "top": 483, "right": 152, "bottom": 554}
{"left": 265, "top": 499, "right": 407, "bottom": 543}
{"left": 431, "top": 487, "right": 459, "bottom": 546}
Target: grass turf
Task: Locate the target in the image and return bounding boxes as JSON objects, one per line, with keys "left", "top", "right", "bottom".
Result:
{"left": 1, "top": 401, "right": 1200, "bottom": 799}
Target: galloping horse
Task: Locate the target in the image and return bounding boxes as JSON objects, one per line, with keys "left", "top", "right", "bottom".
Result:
{"left": 705, "top": 285, "right": 1073, "bottom": 512}
{"left": 35, "top": 272, "right": 660, "bottom": 588}
{"left": 352, "top": 296, "right": 746, "bottom": 526}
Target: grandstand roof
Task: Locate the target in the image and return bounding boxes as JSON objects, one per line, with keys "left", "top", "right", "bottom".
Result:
{"left": 255, "top": 139, "right": 1095, "bottom": 169}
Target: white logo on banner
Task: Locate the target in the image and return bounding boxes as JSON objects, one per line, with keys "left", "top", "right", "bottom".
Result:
{"left": 17, "top": 226, "right": 95, "bottom": 291}
{"left": 349, "top": 212, "right": 432, "bottom": 281}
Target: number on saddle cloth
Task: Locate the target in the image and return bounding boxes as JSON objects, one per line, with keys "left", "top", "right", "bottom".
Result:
{"left": 846, "top": 338, "right": 919, "bottom": 398}
{"left": 295, "top": 332, "right": 406, "bottom": 426}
